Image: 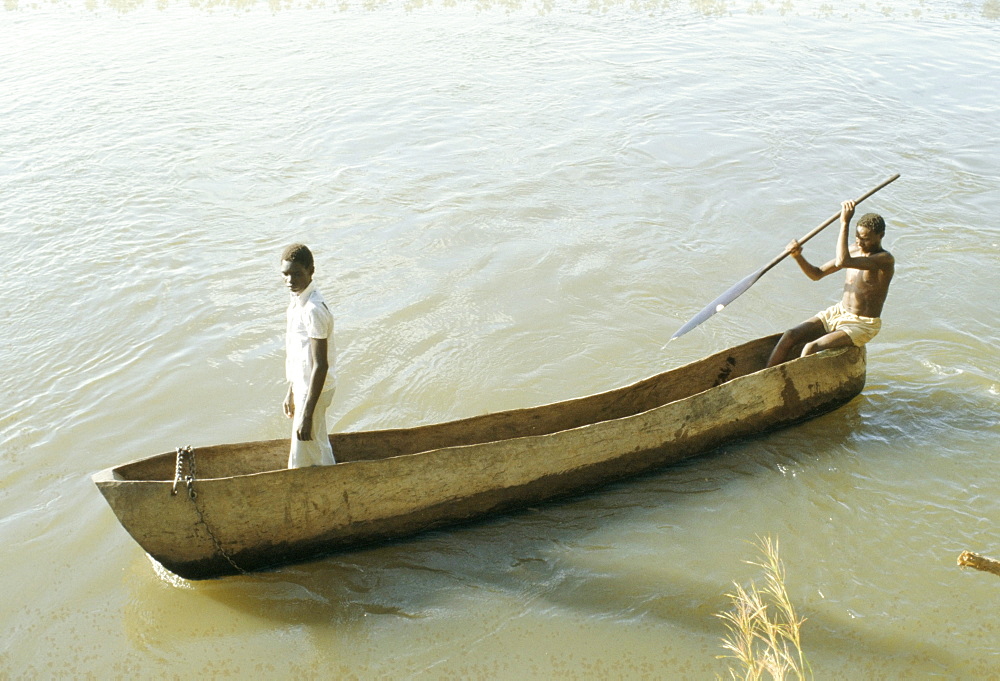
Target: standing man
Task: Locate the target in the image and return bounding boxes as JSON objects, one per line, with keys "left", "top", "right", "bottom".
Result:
{"left": 281, "top": 243, "right": 336, "bottom": 467}
{"left": 766, "top": 200, "right": 894, "bottom": 367}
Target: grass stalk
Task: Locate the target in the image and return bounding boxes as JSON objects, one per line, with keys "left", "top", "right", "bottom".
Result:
{"left": 717, "top": 536, "right": 811, "bottom": 681}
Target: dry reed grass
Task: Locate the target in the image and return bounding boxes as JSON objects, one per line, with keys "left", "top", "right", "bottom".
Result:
{"left": 717, "top": 536, "right": 811, "bottom": 681}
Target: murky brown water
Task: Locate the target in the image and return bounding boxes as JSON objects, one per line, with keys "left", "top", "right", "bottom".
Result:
{"left": 2, "top": 1, "right": 998, "bottom": 677}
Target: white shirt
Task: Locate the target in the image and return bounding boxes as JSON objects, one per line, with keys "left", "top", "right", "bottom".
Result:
{"left": 285, "top": 282, "right": 335, "bottom": 395}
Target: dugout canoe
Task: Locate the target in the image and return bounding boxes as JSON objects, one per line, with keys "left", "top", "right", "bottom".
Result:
{"left": 93, "top": 334, "right": 866, "bottom": 580}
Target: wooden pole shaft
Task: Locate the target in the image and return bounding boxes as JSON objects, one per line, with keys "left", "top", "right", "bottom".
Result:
{"left": 756, "top": 173, "right": 901, "bottom": 279}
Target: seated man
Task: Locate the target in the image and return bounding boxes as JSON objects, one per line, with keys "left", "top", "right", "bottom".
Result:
{"left": 766, "top": 200, "right": 894, "bottom": 367}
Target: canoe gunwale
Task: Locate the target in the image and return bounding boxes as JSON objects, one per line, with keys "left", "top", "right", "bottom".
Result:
{"left": 96, "top": 332, "right": 800, "bottom": 484}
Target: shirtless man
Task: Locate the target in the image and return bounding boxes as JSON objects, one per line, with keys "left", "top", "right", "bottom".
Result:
{"left": 766, "top": 200, "right": 894, "bottom": 367}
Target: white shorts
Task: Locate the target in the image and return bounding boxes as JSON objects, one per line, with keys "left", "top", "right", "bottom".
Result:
{"left": 815, "top": 302, "right": 881, "bottom": 346}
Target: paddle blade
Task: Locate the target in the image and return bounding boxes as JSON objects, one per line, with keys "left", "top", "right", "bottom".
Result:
{"left": 669, "top": 268, "right": 765, "bottom": 341}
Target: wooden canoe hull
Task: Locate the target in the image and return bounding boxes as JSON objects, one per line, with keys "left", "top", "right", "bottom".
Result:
{"left": 93, "top": 335, "right": 866, "bottom": 579}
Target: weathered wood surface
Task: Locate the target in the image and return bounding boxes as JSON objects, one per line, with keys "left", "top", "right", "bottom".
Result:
{"left": 958, "top": 551, "right": 1000, "bottom": 577}
{"left": 93, "top": 334, "right": 866, "bottom": 579}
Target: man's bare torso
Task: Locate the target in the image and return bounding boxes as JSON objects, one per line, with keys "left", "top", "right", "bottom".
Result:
{"left": 840, "top": 246, "right": 894, "bottom": 318}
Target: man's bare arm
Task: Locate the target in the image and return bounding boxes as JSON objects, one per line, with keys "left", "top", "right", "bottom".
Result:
{"left": 838, "top": 249, "right": 895, "bottom": 271}
{"left": 835, "top": 200, "right": 895, "bottom": 271}
{"left": 835, "top": 200, "right": 856, "bottom": 268}
{"left": 787, "top": 239, "right": 839, "bottom": 281}
{"left": 296, "top": 337, "right": 329, "bottom": 441}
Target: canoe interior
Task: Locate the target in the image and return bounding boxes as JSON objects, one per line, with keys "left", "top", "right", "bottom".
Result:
{"left": 111, "top": 334, "right": 798, "bottom": 483}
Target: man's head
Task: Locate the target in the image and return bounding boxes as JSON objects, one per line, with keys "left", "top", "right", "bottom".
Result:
{"left": 855, "top": 213, "right": 885, "bottom": 253}
{"left": 281, "top": 243, "right": 315, "bottom": 294}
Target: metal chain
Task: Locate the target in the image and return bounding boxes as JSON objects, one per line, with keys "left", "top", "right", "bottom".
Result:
{"left": 170, "top": 445, "right": 246, "bottom": 575}
{"left": 186, "top": 448, "right": 196, "bottom": 499}
{"left": 171, "top": 446, "right": 188, "bottom": 496}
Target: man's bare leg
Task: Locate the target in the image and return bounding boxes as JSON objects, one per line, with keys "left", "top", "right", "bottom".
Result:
{"left": 767, "top": 318, "right": 825, "bottom": 368}
{"left": 801, "top": 329, "right": 853, "bottom": 357}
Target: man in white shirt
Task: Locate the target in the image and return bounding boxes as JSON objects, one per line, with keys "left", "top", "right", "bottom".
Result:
{"left": 280, "top": 244, "right": 336, "bottom": 467}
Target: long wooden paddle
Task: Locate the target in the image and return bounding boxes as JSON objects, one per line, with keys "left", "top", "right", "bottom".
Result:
{"left": 666, "top": 173, "right": 900, "bottom": 344}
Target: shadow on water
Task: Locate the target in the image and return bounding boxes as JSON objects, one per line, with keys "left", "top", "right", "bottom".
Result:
{"left": 119, "top": 387, "right": 985, "bottom": 673}
{"left": 117, "top": 361, "right": 1000, "bottom": 675}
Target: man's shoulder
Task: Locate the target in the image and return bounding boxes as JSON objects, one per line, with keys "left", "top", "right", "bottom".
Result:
{"left": 304, "top": 289, "right": 333, "bottom": 317}
{"left": 876, "top": 249, "right": 895, "bottom": 266}
{"left": 857, "top": 247, "right": 894, "bottom": 267}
